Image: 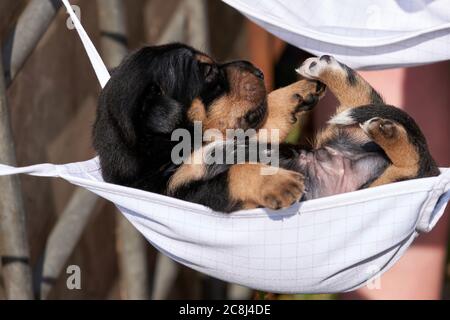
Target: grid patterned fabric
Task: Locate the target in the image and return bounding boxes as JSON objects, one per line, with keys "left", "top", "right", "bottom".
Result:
{"left": 223, "top": 0, "right": 450, "bottom": 69}
{"left": 0, "top": 0, "right": 449, "bottom": 293}
{"left": 0, "top": 158, "right": 448, "bottom": 293}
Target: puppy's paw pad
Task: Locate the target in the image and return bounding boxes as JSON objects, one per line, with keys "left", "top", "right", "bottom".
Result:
{"left": 361, "top": 117, "right": 397, "bottom": 139}
{"left": 296, "top": 56, "right": 341, "bottom": 79}
{"left": 296, "top": 57, "right": 321, "bottom": 79}
{"left": 319, "top": 55, "right": 334, "bottom": 63}
{"left": 260, "top": 170, "right": 304, "bottom": 210}
{"left": 290, "top": 81, "right": 326, "bottom": 116}
{"left": 296, "top": 93, "right": 319, "bottom": 112}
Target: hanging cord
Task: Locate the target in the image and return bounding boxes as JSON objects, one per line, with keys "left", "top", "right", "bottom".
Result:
{"left": 61, "top": 0, "right": 110, "bottom": 88}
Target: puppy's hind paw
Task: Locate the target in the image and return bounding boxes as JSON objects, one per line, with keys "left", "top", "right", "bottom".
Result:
{"left": 296, "top": 55, "right": 341, "bottom": 80}
{"left": 360, "top": 117, "right": 398, "bottom": 141}
{"left": 259, "top": 169, "right": 304, "bottom": 210}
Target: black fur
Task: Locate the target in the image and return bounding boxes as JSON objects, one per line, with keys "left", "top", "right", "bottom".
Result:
{"left": 93, "top": 43, "right": 266, "bottom": 211}
{"left": 338, "top": 61, "right": 357, "bottom": 86}
{"left": 171, "top": 172, "right": 240, "bottom": 212}
{"left": 95, "top": 44, "right": 211, "bottom": 192}
{"left": 369, "top": 88, "right": 384, "bottom": 104}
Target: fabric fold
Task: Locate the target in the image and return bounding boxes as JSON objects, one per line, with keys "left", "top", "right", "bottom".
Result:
{"left": 223, "top": 0, "right": 450, "bottom": 69}
{"left": 0, "top": 158, "right": 448, "bottom": 293}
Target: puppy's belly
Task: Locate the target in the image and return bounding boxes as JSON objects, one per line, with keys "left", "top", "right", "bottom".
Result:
{"left": 281, "top": 148, "right": 389, "bottom": 200}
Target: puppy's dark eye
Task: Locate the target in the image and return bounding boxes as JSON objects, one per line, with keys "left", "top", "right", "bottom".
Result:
{"left": 146, "top": 83, "right": 162, "bottom": 98}
{"left": 201, "top": 63, "right": 217, "bottom": 82}
{"left": 150, "top": 84, "right": 162, "bottom": 96}
{"left": 141, "top": 83, "right": 163, "bottom": 108}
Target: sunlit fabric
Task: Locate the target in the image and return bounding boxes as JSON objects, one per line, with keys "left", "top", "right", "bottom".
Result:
{"left": 223, "top": 0, "right": 450, "bottom": 69}
{"left": 0, "top": 0, "right": 448, "bottom": 294}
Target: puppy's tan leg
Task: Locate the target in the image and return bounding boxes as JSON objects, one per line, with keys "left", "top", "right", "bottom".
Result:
{"left": 297, "top": 55, "right": 383, "bottom": 112}
{"left": 297, "top": 55, "right": 384, "bottom": 148}
{"left": 167, "top": 146, "right": 207, "bottom": 194}
{"left": 167, "top": 145, "right": 305, "bottom": 211}
{"left": 259, "top": 79, "right": 325, "bottom": 142}
{"left": 228, "top": 163, "right": 305, "bottom": 210}
{"left": 360, "top": 117, "right": 419, "bottom": 187}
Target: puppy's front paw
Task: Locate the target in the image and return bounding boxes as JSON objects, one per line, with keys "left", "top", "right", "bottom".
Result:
{"left": 296, "top": 55, "right": 342, "bottom": 80}
{"left": 285, "top": 80, "right": 326, "bottom": 124}
{"left": 259, "top": 169, "right": 304, "bottom": 210}
{"left": 295, "top": 81, "right": 326, "bottom": 113}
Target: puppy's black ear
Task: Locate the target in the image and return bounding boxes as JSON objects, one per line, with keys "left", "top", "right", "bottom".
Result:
{"left": 140, "top": 83, "right": 185, "bottom": 134}
{"left": 97, "top": 78, "right": 139, "bottom": 147}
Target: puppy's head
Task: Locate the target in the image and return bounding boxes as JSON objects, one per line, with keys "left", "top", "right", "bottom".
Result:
{"left": 97, "top": 43, "right": 267, "bottom": 149}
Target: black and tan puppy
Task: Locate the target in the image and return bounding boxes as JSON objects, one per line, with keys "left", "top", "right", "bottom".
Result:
{"left": 93, "top": 43, "right": 438, "bottom": 213}
{"left": 93, "top": 43, "right": 324, "bottom": 212}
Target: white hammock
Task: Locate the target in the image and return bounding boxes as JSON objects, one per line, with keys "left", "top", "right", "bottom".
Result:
{"left": 0, "top": 159, "right": 449, "bottom": 293}
{"left": 0, "top": 0, "right": 448, "bottom": 294}
{"left": 223, "top": 0, "right": 450, "bottom": 69}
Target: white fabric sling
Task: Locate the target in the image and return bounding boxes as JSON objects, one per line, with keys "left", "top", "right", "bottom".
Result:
{"left": 223, "top": 0, "right": 450, "bottom": 69}
{"left": 0, "top": 0, "right": 448, "bottom": 294}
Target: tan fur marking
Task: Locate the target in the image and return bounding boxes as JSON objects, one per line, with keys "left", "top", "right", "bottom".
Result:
{"left": 167, "top": 147, "right": 206, "bottom": 194}
{"left": 366, "top": 120, "right": 419, "bottom": 167}
{"left": 187, "top": 98, "right": 207, "bottom": 122}
{"left": 228, "top": 164, "right": 305, "bottom": 210}
{"left": 365, "top": 119, "right": 420, "bottom": 187}
{"left": 196, "top": 54, "right": 214, "bottom": 64}
{"left": 315, "top": 125, "right": 370, "bottom": 148}
{"left": 369, "top": 166, "right": 418, "bottom": 187}
{"left": 204, "top": 96, "right": 248, "bottom": 132}
{"left": 260, "top": 80, "right": 323, "bottom": 142}
{"left": 317, "top": 69, "right": 376, "bottom": 111}
{"left": 314, "top": 127, "right": 337, "bottom": 148}
{"left": 204, "top": 66, "right": 266, "bottom": 133}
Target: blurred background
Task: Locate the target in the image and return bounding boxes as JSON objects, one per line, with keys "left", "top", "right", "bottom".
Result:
{"left": 0, "top": 0, "right": 448, "bottom": 299}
